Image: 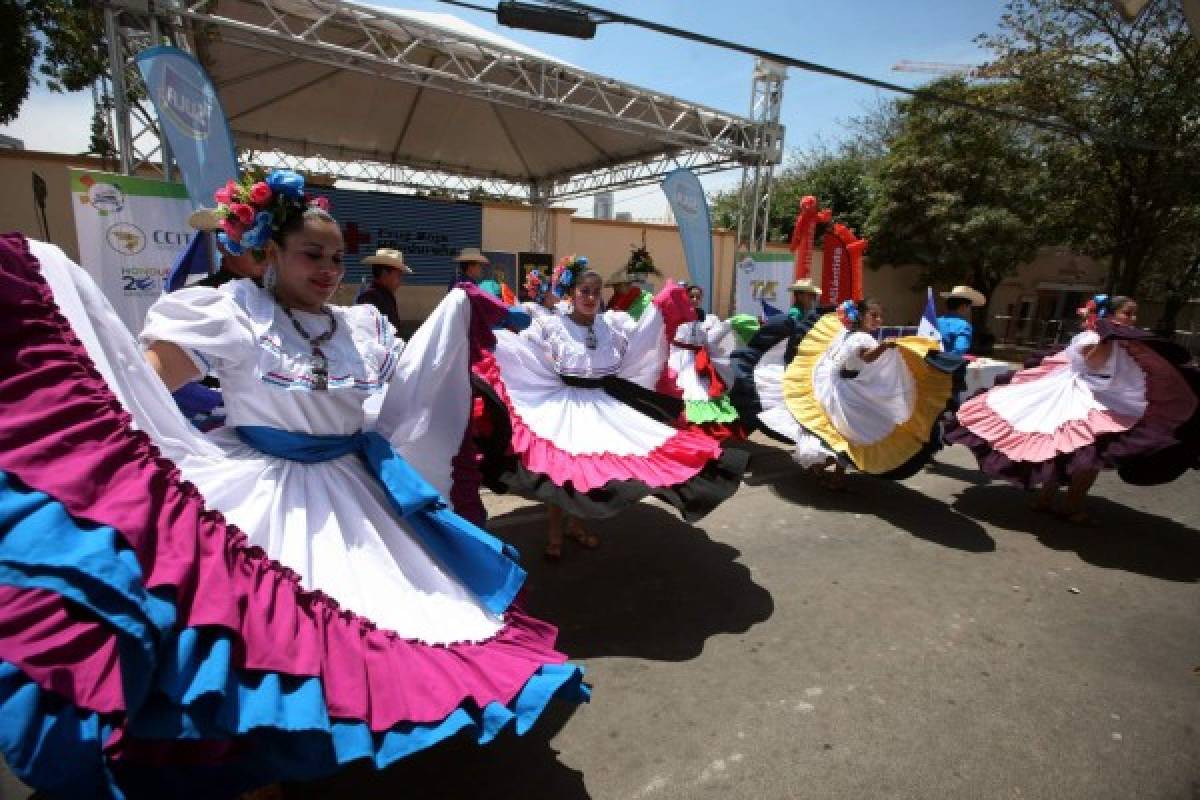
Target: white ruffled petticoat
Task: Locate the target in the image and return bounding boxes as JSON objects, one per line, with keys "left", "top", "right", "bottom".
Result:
{"left": 38, "top": 241, "right": 500, "bottom": 645}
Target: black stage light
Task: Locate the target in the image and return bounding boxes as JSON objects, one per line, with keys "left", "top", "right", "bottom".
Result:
{"left": 496, "top": 1, "right": 596, "bottom": 39}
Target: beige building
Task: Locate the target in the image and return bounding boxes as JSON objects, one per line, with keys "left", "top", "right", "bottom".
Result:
{"left": 2, "top": 148, "right": 1195, "bottom": 349}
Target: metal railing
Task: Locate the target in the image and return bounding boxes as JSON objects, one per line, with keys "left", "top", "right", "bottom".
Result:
{"left": 992, "top": 315, "right": 1071, "bottom": 348}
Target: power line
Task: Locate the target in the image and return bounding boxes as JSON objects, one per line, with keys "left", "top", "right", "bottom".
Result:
{"left": 441, "top": 0, "right": 1183, "bottom": 155}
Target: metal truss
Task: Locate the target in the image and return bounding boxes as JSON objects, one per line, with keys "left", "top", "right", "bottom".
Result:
{"left": 549, "top": 149, "right": 743, "bottom": 202}
{"left": 735, "top": 58, "right": 787, "bottom": 256}
{"left": 103, "top": 4, "right": 190, "bottom": 180}
{"left": 101, "top": 0, "right": 782, "bottom": 243}
{"left": 241, "top": 149, "right": 534, "bottom": 201}
{"left": 157, "top": 0, "right": 764, "bottom": 163}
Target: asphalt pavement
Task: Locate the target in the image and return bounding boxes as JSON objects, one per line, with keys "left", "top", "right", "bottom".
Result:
{"left": 4, "top": 437, "right": 1198, "bottom": 800}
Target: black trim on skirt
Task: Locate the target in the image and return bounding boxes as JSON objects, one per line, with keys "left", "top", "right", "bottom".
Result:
{"left": 559, "top": 374, "right": 684, "bottom": 424}
{"left": 471, "top": 371, "right": 747, "bottom": 521}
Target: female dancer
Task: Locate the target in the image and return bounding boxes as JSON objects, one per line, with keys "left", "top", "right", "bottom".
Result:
{"left": 947, "top": 295, "right": 1199, "bottom": 523}
{"left": 472, "top": 259, "right": 747, "bottom": 561}
{"left": 0, "top": 171, "right": 584, "bottom": 798}
{"left": 733, "top": 298, "right": 959, "bottom": 489}
{"left": 665, "top": 284, "right": 749, "bottom": 441}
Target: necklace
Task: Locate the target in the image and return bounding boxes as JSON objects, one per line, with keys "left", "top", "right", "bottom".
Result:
{"left": 571, "top": 313, "right": 598, "bottom": 349}
{"left": 279, "top": 300, "right": 338, "bottom": 390}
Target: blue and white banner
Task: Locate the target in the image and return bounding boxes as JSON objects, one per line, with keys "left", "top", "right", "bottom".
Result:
{"left": 662, "top": 169, "right": 713, "bottom": 311}
{"left": 917, "top": 286, "right": 943, "bottom": 342}
{"left": 136, "top": 46, "right": 239, "bottom": 210}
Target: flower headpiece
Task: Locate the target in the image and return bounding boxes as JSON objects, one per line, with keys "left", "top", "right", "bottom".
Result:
{"left": 1078, "top": 294, "right": 1110, "bottom": 330}
{"left": 837, "top": 299, "right": 860, "bottom": 328}
{"left": 212, "top": 169, "right": 330, "bottom": 257}
{"left": 551, "top": 254, "right": 589, "bottom": 297}
{"left": 524, "top": 268, "right": 549, "bottom": 301}
{"left": 624, "top": 243, "right": 662, "bottom": 279}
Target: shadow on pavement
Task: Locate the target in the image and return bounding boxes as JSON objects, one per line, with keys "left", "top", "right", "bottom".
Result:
{"left": 763, "top": 467, "right": 996, "bottom": 554}
{"left": 924, "top": 457, "right": 990, "bottom": 486}
{"left": 730, "top": 438, "right": 795, "bottom": 486}
{"left": 488, "top": 503, "right": 774, "bottom": 661}
{"left": 285, "top": 701, "right": 589, "bottom": 800}
{"left": 952, "top": 483, "right": 1200, "bottom": 582}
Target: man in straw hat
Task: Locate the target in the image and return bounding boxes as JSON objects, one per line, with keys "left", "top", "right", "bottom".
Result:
{"left": 186, "top": 208, "right": 266, "bottom": 289}
{"left": 358, "top": 248, "right": 412, "bottom": 331}
{"left": 604, "top": 267, "right": 652, "bottom": 320}
{"left": 937, "top": 285, "right": 987, "bottom": 355}
{"left": 454, "top": 247, "right": 490, "bottom": 284}
{"left": 787, "top": 278, "right": 823, "bottom": 321}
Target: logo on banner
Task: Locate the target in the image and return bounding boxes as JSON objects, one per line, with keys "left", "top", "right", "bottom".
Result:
{"left": 751, "top": 280, "right": 779, "bottom": 299}
{"left": 828, "top": 246, "right": 843, "bottom": 301}
{"left": 738, "top": 256, "right": 755, "bottom": 274}
{"left": 672, "top": 184, "right": 700, "bottom": 215}
{"left": 106, "top": 223, "right": 146, "bottom": 255}
{"left": 121, "top": 265, "right": 168, "bottom": 295}
{"left": 159, "top": 61, "right": 213, "bottom": 140}
{"left": 87, "top": 182, "right": 126, "bottom": 214}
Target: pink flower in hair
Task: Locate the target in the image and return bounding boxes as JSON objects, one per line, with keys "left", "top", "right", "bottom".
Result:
{"left": 308, "top": 195, "right": 330, "bottom": 212}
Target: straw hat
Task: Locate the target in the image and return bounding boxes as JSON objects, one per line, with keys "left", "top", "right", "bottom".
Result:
{"left": 939, "top": 285, "right": 987, "bottom": 307}
{"left": 361, "top": 248, "right": 413, "bottom": 273}
{"left": 453, "top": 247, "right": 490, "bottom": 265}
{"left": 604, "top": 268, "right": 632, "bottom": 287}
{"left": 187, "top": 207, "right": 223, "bottom": 232}
{"left": 788, "top": 278, "right": 822, "bottom": 296}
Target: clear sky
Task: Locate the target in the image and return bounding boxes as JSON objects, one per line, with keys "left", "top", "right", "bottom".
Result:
{"left": 1, "top": 0, "right": 1006, "bottom": 218}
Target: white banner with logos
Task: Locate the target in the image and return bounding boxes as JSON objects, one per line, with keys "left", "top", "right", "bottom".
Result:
{"left": 733, "top": 252, "right": 793, "bottom": 318}
{"left": 70, "top": 168, "right": 194, "bottom": 334}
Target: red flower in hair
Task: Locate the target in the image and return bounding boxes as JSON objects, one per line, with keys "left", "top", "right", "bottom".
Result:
{"left": 214, "top": 179, "right": 240, "bottom": 205}
{"left": 229, "top": 202, "right": 255, "bottom": 225}
{"left": 221, "top": 217, "right": 245, "bottom": 240}
{"left": 248, "top": 181, "right": 272, "bottom": 205}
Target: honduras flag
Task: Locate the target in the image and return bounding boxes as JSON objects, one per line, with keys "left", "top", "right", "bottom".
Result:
{"left": 166, "top": 231, "right": 213, "bottom": 292}
{"left": 761, "top": 297, "right": 783, "bottom": 319}
{"left": 917, "top": 286, "right": 943, "bottom": 343}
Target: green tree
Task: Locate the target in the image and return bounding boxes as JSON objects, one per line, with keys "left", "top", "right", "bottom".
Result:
{"left": 0, "top": 1, "right": 108, "bottom": 124}
{"left": 710, "top": 145, "right": 878, "bottom": 243}
{"left": 0, "top": 0, "right": 38, "bottom": 125}
{"left": 865, "top": 77, "right": 1048, "bottom": 347}
{"left": 978, "top": 0, "right": 1200, "bottom": 326}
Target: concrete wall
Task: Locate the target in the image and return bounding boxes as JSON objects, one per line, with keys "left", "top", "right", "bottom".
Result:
{"left": 0, "top": 149, "right": 119, "bottom": 262}
{"left": 3, "top": 149, "right": 1194, "bottom": 338}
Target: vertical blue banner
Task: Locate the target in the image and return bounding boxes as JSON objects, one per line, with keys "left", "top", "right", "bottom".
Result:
{"left": 661, "top": 168, "right": 713, "bottom": 311}
{"left": 135, "top": 46, "right": 239, "bottom": 210}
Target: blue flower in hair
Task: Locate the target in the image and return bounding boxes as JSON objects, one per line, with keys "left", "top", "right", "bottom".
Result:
{"left": 266, "top": 169, "right": 305, "bottom": 199}
{"left": 1093, "top": 294, "right": 1110, "bottom": 317}
{"left": 240, "top": 211, "right": 274, "bottom": 249}
{"left": 217, "top": 231, "right": 244, "bottom": 255}
{"left": 578, "top": 256, "right": 589, "bottom": 266}
{"left": 839, "top": 299, "right": 860, "bottom": 322}
{"left": 559, "top": 270, "right": 574, "bottom": 287}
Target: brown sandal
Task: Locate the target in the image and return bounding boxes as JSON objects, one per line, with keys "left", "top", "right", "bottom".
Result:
{"left": 565, "top": 519, "right": 600, "bottom": 549}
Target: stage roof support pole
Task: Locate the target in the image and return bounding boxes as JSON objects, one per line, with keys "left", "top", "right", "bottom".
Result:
{"left": 106, "top": 6, "right": 135, "bottom": 176}
{"left": 529, "top": 183, "right": 551, "bottom": 253}
{"left": 735, "top": 58, "right": 787, "bottom": 254}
